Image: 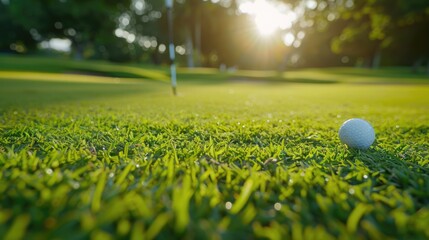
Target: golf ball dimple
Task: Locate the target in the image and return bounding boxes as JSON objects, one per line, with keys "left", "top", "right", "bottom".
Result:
{"left": 339, "top": 118, "right": 375, "bottom": 150}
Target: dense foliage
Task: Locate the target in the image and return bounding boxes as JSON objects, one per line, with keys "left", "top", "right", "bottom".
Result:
{"left": 1, "top": 0, "right": 428, "bottom": 69}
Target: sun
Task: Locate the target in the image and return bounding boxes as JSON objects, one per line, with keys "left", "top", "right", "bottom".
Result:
{"left": 239, "top": 0, "right": 296, "bottom": 36}
{"left": 253, "top": 0, "right": 282, "bottom": 35}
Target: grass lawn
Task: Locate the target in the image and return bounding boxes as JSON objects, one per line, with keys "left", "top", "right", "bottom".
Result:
{"left": 0, "top": 56, "right": 429, "bottom": 239}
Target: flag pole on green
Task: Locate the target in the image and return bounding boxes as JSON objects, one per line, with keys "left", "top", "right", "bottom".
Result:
{"left": 166, "top": 0, "right": 177, "bottom": 96}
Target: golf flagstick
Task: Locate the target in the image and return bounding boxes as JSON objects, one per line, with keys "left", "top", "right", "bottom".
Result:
{"left": 166, "top": 0, "right": 177, "bottom": 96}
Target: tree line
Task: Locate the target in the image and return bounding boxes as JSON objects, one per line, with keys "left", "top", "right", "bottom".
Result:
{"left": 1, "top": 0, "right": 428, "bottom": 72}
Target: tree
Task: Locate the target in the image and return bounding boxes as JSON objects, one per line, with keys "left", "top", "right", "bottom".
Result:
{"left": 0, "top": 2, "right": 38, "bottom": 53}
{"left": 331, "top": 0, "right": 429, "bottom": 69}
{"left": 6, "top": 0, "right": 131, "bottom": 60}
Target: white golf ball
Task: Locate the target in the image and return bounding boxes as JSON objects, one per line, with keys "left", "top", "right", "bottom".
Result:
{"left": 339, "top": 118, "right": 375, "bottom": 150}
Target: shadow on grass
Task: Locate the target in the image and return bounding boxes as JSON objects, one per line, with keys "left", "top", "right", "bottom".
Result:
{"left": 176, "top": 72, "right": 230, "bottom": 85}
{"left": 0, "top": 55, "right": 169, "bottom": 81}
{"left": 229, "top": 76, "right": 339, "bottom": 84}
{"left": 66, "top": 68, "right": 144, "bottom": 79}
{"left": 324, "top": 67, "right": 429, "bottom": 80}
{"left": 353, "top": 148, "right": 429, "bottom": 203}
{"left": 177, "top": 71, "right": 339, "bottom": 85}
{"left": 357, "top": 148, "right": 429, "bottom": 174}
{"left": 0, "top": 79, "right": 164, "bottom": 110}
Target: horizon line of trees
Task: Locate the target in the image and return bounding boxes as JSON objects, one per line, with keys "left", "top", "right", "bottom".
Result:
{"left": 1, "top": 0, "right": 428, "bottom": 73}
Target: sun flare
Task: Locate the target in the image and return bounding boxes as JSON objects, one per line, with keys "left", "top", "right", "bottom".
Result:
{"left": 239, "top": 0, "right": 296, "bottom": 36}
{"left": 254, "top": 1, "right": 279, "bottom": 35}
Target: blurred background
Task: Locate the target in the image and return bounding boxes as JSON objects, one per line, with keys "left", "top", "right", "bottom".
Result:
{"left": 1, "top": 0, "right": 428, "bottom": 72}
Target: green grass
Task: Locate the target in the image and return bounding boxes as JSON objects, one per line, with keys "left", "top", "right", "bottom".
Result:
{"left": 0, "top": 56, "right": 429, "bottom": 239}
{"left": 0, "top": 55, "right": 169, "bottom": 81}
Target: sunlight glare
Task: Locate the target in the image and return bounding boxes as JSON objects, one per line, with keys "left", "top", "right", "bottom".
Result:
{"left": 282, "top": 33, "right": 295, "bottom": 46}
{"left": 254, "top": 1, "right": 279, "bottom": 35}
{"left": 239, "top": 0, "right": 295, "bottom": 36}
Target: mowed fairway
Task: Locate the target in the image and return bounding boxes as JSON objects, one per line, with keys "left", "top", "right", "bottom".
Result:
{"left": 0, "top": 58, "right": 429, "bottom": 239}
